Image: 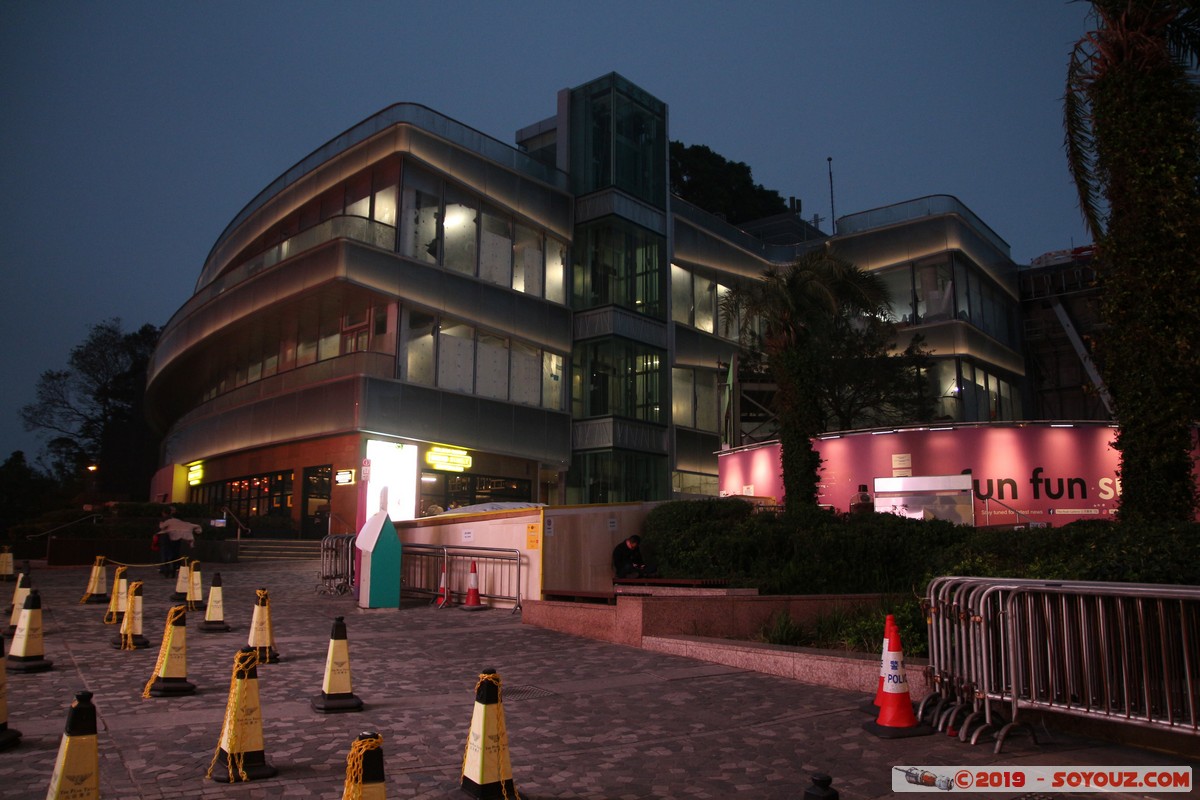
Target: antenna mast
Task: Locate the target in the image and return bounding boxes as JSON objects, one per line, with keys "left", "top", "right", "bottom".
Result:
{"left": 827, "top": 157, "right": 836, "bottom": 234}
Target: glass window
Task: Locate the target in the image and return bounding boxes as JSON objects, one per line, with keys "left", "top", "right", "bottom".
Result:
{"left": 693, "top": 273, "right": 715, "bottom": 333}
{"left": 318, "top": 316, "right": 340, "bottom": 361}
{"left": 479, "top": 205, "right": 513, "bottom": 287}
{"left": 671, "top": 264, "right": 692, "bottom": 325}
{"left": 572, "top": 218, "right": 664, "bottom": 317}
{"left": 717, "top": 284, "right": 739, "bottom": 340}
{"left": 345, "top": 171, "right": 371, "bottom": 218}
{"left": 443, "top": 186, "right": 477, "bottom": 275}
{"left": 542, "top": 351, "right": 564, "bottom": 410}
{"left": 297, "top": 318, "right": 318, "bottom": 367}
{"left": 475, "top": 332, "right": 509, "bottom": 400}
{"left": 372, "top": 160, "right": 400, "bottom": 228}
{"left": 954, "top": 256, "right": 971, "bottom": 322}
{"left": 878, "top": 267, "right": 914, "bottom": 324}
{"left": 406, "top": 310, "right": 436, "bottom": 386}
{"left": 437, "top": 321, "right": 475, "bottom": 393}
{"left": 672, "top": 367, "right": 694, "bottom": 427}
{"left": 914, "top": 259, "right": 954, "bottom": 323}
{"left": 400, "top": 165, "right": 440, "bottom": 265}
{"left": 319, "top": 186, "right": 344, "bottom": 221}
{"left": 545, "top": 236, "right": 566, "bottom": 304}
{"left": 695, "top": 369, "right": 718, "bottom": 432}
{"left": 510, "top": 341, "right": 540, "bottom": 406}
{"left": 512, "top": 223, "right": 543, "bottom": 296}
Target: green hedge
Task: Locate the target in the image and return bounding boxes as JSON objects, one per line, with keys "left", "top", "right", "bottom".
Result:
{"left": 642, "top": 501, "right": 1200, "bottom": 594}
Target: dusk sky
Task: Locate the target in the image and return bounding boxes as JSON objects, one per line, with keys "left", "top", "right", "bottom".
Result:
{"left": 0, "top": 1, "right": 1094, "bottom": 465}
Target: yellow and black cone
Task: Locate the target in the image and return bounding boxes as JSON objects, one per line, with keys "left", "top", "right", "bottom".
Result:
{"left": 7, "top": 590, "right": 53, "bottom": 673}
{"left": 170, "top": 560, "right": 191, "bottom": 602}
{"left": 312, "top": 616, "right": 363, "bottom": 713}
{"left": 79, "top": 556, "right": 109, "bottom": 605}
{"left": 206, "top": 647, "right": 277, "bottom": 783}
{"left": 0, "top": 631, "right": 23, "bottom": 751}
{"left": 460, "top": 669, "right": 517, "bottom": 799}
{"left": 144, "top": 605, "right": 196, "bottom": 697}
{"left": 112, "top": 581, "right": 150, "bottom": 650}
{"left": 45, "top": 691, "right": 99, "bottom": 799}
{"left": 342, "top": 731, "right": 385, "bottom": 800}
{"left": 7, "top": 573, "right": 30, "bottom": 635}
{"left": 247, "top": 588, "right": 280, "bottom": 663}
{"left": 187, "top": 560, "right": 203, "bottom": 610}
{"left": 0, "top": 546, "right": 13, "bottom": 582}
{"left": 199, "top": 572, "right": 232, "bottom": 633}
{"left": 104, "top": 566, "right": 129, "bottom": 625}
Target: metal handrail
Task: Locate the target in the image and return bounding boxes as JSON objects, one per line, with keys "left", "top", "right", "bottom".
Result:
{"left": 25, "top": 513, "right": 102, "bottom": 539}
{"left": 979, "top": 495, "right": 1036, "bottom": 527}
{"left": 220, "top": 507, "right": 251, "bottom": 541}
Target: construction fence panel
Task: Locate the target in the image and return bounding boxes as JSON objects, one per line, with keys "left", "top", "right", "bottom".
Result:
{"left": 922, "top": 577, "right": 1199, "bottom": 753}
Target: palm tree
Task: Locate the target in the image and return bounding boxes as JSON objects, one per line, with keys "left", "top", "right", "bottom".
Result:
{"left": 1065, "top": 1, "right": 1200, "bottom": 523}
{"left": 722, "top": 250, "right": 891, "bottom": 513}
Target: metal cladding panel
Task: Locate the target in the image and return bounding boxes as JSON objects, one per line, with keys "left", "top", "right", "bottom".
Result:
{"left": 672, "top": 325, "right": 739, "bottom": 369}
{"left": 674, "top": 427, "right": 720, "bottom": 474}
{"left": 162, "top": 377, "right": 361, "bottom": 465}
{"left": 572, "top": 307, "right": 667, "bottom": 349}
{"left": 361, "top": 379, "right": 571, "bottom": 468}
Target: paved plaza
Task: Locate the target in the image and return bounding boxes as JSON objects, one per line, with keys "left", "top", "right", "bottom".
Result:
{"left": 0, "top": 558, "right": 1195, "bottom": 799}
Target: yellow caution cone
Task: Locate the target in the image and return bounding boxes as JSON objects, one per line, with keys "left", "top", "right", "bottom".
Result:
{"left": 199, "top": 572, "right": 232, "bottom": 633}
{"left": 171, "top": 560, "right": 191, "bottom": 602}
{"left": 144, "top": 605, "right": 196, "bottom": 697}
{"left": 206, "top": 647, "right": 277, "bottom": 783}
{"left": 0, "top": 631, "right": 23, "bottom": 751}
{"left": 863, "top": 622, "right": 933, "bottom": 739}
{"left": 462, "top": 561, "right": 487, "bottom": 611}
{"left": 78, "top": 556, "right": 109, "bottom": 605}
{"left": 0, "top": 546, "right": 13, "bottom": 582}
{"left": 45, "top": 691, "right": 99, "bottom": 799}
{"left": 460, "top": 669, "right": 517, "bottom": 799}
{"left": 7, "top": 573, "right": 30, "bottom": 635}
{"left": 187, "top": 560, "right": 204, "bottom": 610}
{"left": 342, "top": 731, "right": 385, "bottom": 800}
{"left": 104, "top": 566, "right": 129, "bottom": 625}
{"left": 247, "top": 588, "right": 280, "bottom": 663}
{"left": 7, "top": 590, "right": 53, "bottom": 673}
{"left": 112, "top": 581, "right": 150, "bottom": 650}
{"left": 312, "top": 616, "right": 363, "bottom": 713}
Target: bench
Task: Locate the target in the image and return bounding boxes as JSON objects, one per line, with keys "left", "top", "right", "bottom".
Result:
{"left": 612, "top": 577, "right": 729, "bottom": 588}
{"left": 541, "top": 588, "right": 615, "bottom": 604}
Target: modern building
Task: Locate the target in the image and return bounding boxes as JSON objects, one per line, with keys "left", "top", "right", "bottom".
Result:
{"left": 146, "top": 73, "right": 1024, "bottom": 535}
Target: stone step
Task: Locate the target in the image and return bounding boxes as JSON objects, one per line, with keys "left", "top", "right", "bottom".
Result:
{"left": 235, "top": 539, "right": 322, "bottom": 561}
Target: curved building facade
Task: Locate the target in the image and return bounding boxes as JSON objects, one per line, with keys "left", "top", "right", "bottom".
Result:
{"left": 147, "top": 73, "right": 1023, "bottom": 535}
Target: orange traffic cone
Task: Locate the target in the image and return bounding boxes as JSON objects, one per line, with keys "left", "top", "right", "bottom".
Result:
{"left": 435, "top": 564, "right": 451, "bottom": 608}
{"left": 863, "top": 622, "right": 933, "bottom": 738}
{"left": 462, "top": 561, "right": 487, "bottom": 611}
{"left": 862, "top": 615, "right": 894, "bottom": 714}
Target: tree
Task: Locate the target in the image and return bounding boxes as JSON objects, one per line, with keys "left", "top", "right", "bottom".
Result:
{"left": 670, "top": 141, "right": 788, "bottom": 224}
{"left": 0, "top": 451, "right": 64, "bottom": 533}
{"left": 723, "top": 251, "right": 930, "bottom": 512}
{"left": 1065, "top": 1, "right": 1200, "bottom": 523}
{"left": 21, "top": 319, "right": 162, "bottom": 500}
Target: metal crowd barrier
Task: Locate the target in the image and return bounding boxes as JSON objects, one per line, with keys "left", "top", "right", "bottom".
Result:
{"left": 317, "top": 534, "right": 356, "bottom": 595}
{"left": 921, "top": 576, "right": 1199, "bottom": 753}
{"left": 400, "top": 543, "right": 522, "bottom": 612}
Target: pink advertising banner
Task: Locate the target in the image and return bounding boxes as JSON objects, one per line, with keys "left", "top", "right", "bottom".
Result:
{"left": 717, "top": 423, "right": 1200, "bottom": 526}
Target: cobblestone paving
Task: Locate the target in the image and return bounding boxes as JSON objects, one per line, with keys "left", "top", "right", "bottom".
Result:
{"left": 0, "top": 559, "right": 1194, "bottom": 799}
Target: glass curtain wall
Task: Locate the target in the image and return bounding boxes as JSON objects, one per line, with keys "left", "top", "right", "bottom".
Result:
{"left": 571, "top": 217, "right": 664, "bottom": 317}
{"left": 571, "top": 338, "right": 665, "bottom": 422}
{"left": 565, "top": 450, "right": 667, "bottom": 503}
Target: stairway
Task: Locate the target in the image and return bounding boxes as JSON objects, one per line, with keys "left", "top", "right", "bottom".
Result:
{"left": 236, "top": 538, "right": 323, "bottom": 562}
